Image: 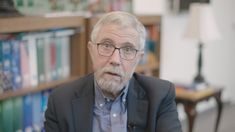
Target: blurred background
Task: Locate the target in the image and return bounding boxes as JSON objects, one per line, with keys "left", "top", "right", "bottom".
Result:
{"left": 0, "top": 0, "right": 234, "bottom": 132}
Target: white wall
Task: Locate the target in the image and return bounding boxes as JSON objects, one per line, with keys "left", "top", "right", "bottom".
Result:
{"left": 160, "top": 0, "right": 235, "bottom": 102}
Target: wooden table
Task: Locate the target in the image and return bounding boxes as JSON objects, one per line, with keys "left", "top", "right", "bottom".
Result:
{"left": 175, "top": 86, "right": 223, "bottom": 132}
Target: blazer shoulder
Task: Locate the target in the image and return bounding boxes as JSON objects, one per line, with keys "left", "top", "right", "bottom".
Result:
{"left": 50, "top": 73, "right": 94, "bottom": 99}
{"left": 133, "top": 73, "right": 175, "bottom": 98}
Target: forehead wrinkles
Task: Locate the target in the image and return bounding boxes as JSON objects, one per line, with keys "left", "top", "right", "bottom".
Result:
{"left": 97, "top": 25, "right": 139, "bottom": 44}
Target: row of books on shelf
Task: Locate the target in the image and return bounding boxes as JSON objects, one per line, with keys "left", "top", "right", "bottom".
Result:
{"left": 0, "top": 29, "right": 75, "bottom": 93}
{"left": 14, "top": 0, "right": 132, "bottom": 16}
{"left": 0, "top": 89, "right": 51, "bottom": 132}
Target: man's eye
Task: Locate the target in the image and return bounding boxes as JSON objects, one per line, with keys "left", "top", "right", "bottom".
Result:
{"left": 101, "top": 43, "right": 113, "bottom": 49}
{"left": 123, "top": 47, "right": 134, "bottom": 53}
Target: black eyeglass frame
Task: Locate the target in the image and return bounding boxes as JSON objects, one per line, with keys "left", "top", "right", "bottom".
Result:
{"left": 95, "top": 42, "right": 141, "bottom": 60}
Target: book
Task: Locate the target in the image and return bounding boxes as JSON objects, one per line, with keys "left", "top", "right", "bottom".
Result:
{"left": 11, "top": 39, "right": 22, "bottom": 90}
{"left": 61, "top": 36, "right": 71, "bottom": 78}
{"left": 2, "top": 40, "right": 13, "bottom": 91}
{"left": 2, "top": 99, "right": 14, "bottom": 132}
{"left": 41, "top": 90, "right": 50, "bottom": 123}
{"left": 13, "top": 97, "right": 23, "bottom": 132}
{"left": 43, "top": 32, "right": 53, "bottom": 82}
{"left": 32, "top": 93, "right": 42, "bottom": 131}
{"left": 36, "top": 37, "right": 46, "bottom": 84}
{"left": 55, "top": 36, "right": 63, "bottom": 80}
{"left": 20, "top": 39, "right": 31, "bottom": 88}
{"left": 23, "top": 95, "right": 33, "bottom": 132}
{"left": 50, "top": 37, "right": 57, "bottom": 81}
{"left": 22, "top": 34, "right": 38, "bottom": 87}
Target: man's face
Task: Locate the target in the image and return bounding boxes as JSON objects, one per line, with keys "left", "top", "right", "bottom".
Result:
{"left": 88, "top": 24, "right": 143, "bottom": 95}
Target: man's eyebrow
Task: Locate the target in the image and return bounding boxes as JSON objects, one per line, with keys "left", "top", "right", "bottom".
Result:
{"left": 100, "top": 38, "right": 114, "bottom": 43}
{"left": 121, "top": 42, "right": 135, "bottom": 47}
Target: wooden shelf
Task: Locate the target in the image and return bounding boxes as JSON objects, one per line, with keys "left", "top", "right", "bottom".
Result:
{"left": 0, "top": 76, "right": 79, "bottom": 101}
{"left": 0, "top": 16, "right": 87, "bottom": 101}
{"left": 137, "top": 15, "right": 161, "bottom": 25}
{"left": 0, "top": 15, "right": 85, "bottom": 33}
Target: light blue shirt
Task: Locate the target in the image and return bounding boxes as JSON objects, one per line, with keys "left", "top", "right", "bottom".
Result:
{"left": 93, "top": 81, "right": 128, "bottom": 132}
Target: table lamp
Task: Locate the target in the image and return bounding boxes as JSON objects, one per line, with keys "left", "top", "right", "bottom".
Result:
{"left": 184, "top": 3, "right": 221, "bottom": 85}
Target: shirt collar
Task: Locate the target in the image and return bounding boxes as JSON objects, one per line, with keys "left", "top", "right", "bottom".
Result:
{"left": 94, "top": 80, "right": 129, "bottom": 105}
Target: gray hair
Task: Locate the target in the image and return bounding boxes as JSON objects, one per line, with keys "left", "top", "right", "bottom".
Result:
{"left": 90, "top": 11, "right": 146, "bottom": 50}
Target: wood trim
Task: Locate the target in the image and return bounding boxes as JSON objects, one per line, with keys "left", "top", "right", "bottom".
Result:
{"left": 0, "top": 16, "right": 85, "bottom": 33}
{"left": 0, "top": 76, "right": 79, "bottom": 101}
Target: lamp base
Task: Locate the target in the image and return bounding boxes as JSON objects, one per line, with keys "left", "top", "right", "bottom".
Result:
{"left": 194, "top": 74, "right": 205, "bottom": 84}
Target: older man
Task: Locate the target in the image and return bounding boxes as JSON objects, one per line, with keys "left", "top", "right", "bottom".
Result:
{"left": 44, "top": 11, "right": 182, "bottom": 132}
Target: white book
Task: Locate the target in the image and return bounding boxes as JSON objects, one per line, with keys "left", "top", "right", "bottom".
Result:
{"left": 22, "top": 34, "right": 39, "bottom": 87}
{"left": 61, "top": 36, "right": 71, "bottom": 78}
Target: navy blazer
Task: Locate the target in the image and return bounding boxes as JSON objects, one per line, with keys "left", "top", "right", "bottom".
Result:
{"left": 44, "top": 73, "right": 182, "bottom": 132}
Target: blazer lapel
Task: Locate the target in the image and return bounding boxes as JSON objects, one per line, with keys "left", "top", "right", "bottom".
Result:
{"left": 127, "top": 77, "right": 149, "bottom": 129}
{"left": 71, "top": 75, "right": 94, "bottom": 132}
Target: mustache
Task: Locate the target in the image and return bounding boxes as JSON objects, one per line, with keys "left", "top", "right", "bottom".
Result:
{"left": 100, "top": 66, "right": 125, "bottom": 77}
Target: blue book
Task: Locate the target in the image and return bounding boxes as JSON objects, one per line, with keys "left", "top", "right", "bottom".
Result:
{"left": 32, "top": 93, "right": 42, "bottom": 131}
{"left": 41, "top": 90, "right": 51, "bottom": 124}
{"left": 11, "top": 40, "right": 22, "bottom": 90}
{"left": 2, "top": 40, "right": 12, "bottom": 91}
{"left": 23, "top": 95, "right": 33, "bottom": 132}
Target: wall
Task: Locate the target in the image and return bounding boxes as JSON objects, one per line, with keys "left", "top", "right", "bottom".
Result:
{"left": 160, "top": 0, "right": 235, "bottom": 103}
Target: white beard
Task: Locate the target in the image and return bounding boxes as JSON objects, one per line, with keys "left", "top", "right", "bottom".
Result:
{"left": 95, "top": 66, "right": 132, "bottom": 95}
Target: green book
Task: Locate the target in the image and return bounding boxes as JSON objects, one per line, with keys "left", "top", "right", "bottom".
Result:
{"left": 2, "top": 99, "right": 14, "bottom": 132}
{"left": 55, "top": 37, "right": 63, "bottom": 80}
{"left": 13, "top": 97, "right": 23, "bottom": 132}
{"left": 36, "top": 37, "right": 45, "bottom": 83}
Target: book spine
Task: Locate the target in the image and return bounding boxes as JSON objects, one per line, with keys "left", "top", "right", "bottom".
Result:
{"left": 32, "top": 93, "right": 42, "bottom": 131}
{"left": 20, "top": 40, "right": 31, "bottom": 88}
{"left": 11, "top": 40, "right": 22, "bottom": 90}
{"left": 2, "top": 40, "right": 13, "bottom": 91}
{"left": 2, "top": 99, "right": 14, "bottom": 132}
{"left": 23, "top": 34, "right": 38, "bottom": 87}
{"left": 44, "top": 36, "right": 52, "bottom": 82}
{"left": 23, "top": 94, "right": 33, "bottom": 132}
{"left": 55, "top": 37, "right": 63, "bottom": 80}
{"left": 36, "top": 37, "right": 46, "bottom": 84}
{"left": 50, "top": 37, "right": 57, "bottom": 81}
{"left": 13, "top": 97, "right": 23, "bottom": 132}
{"left": 61, "top": 36, "right": 71, "bottom": 78}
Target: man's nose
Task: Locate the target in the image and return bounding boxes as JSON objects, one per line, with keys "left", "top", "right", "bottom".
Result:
{"left": 109, "top": 49, "right": 121, "bottom": 66}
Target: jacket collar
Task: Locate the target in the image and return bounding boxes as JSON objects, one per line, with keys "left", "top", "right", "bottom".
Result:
{"left": 72, "top": 74, "right": 94, "bottom": 132}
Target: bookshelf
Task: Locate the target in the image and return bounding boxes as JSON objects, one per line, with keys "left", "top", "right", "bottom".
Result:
{"left": 0, "top": 16, "right": 86, "bottom": 101}
{"left": 85, "top": 15, "right": 161, "bottom": 77}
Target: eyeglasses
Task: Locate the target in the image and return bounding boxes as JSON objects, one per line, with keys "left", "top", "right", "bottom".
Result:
{"left": 95, "top": 42, "right": 140, "bottom": 60}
